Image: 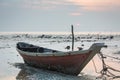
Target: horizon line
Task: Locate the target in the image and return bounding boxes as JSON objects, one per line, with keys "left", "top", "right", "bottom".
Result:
{"left": 0, "top": 31, "right": 120, "bottom": 35}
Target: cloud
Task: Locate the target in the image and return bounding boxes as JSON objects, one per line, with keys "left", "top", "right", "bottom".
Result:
{"left": 67, "top": 0, "right": 120, "bottom": 11}
{"left": 21, "top": 0, "right": 69, "bottom": 10}
{"left": 1, "top": 0, "right": 119, "bottom": 16}
{"left": 69, "top": 12, "right": 82, "bottom": 16}
{"left": 1, "top": 0, "right": 120, "bottom": 11}
{"left": 20, "top": 0, "right": 120, "bottom": 16}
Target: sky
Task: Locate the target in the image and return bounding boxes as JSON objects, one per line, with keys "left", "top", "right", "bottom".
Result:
{"left": 0, "top": 0, "right": 120, "bottom": 32}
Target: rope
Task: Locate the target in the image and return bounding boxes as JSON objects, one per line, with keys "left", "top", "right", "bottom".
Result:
{"left": 107, "top": 65, "right": 120, "bottom": 72}
{"left": 92, "top": 52, "right": 120, "bottom": 80}
{"left": 103, "top": 54, "right": 120, "bottom": 60}
{"left": 92, "top": 59, "right": 100, "bottom": 73}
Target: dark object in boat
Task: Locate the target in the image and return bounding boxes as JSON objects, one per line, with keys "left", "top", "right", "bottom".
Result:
{"left": 65, "top": 46, "right": 70, "bottom": 50}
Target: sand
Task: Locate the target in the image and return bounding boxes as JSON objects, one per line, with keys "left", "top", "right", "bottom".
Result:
{"left": 0, "top": 32, "right": 120, "bottom": 80}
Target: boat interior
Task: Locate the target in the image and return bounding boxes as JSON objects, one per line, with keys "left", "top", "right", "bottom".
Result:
{"left": 17, "top": 42, "right": 59, "bottom": 53}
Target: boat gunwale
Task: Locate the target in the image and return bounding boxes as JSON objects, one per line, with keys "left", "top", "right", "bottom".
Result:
{"left": 16, "top": 48, "right": 91, "bottom": 57}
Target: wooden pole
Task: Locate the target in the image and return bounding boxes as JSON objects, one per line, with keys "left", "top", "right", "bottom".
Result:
{"left": 71, "top": 25, "right": 74, "bottom": 51}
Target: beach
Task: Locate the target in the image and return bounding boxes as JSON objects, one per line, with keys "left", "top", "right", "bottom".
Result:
{"left": 0, "top": 32, "right": 120, "bottom": 80}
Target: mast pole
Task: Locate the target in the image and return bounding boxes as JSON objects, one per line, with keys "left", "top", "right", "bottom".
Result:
{"left": 71, "top": 25, "right": 74, "bottom": 51}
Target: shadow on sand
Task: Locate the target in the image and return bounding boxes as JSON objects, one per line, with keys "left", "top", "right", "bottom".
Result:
{"left": 13, "top": 63, "right": 95, "bottom": 80}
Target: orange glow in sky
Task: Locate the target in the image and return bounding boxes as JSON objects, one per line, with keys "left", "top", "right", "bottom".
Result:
{"left": 67, "top": 0, "right": 120, "bottom": 11}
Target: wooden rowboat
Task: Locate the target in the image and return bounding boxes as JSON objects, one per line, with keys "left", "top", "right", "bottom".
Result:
{"left": 16, "top": 42, "right": 106, "bottom": 75}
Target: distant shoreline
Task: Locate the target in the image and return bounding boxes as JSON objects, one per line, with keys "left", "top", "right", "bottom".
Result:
{"left": 0, "top": 32, "right": 120, "bottom": 35}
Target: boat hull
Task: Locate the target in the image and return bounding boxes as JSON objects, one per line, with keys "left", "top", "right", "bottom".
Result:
{"left": 18, "top": 51, "right": 92, "bottom": 75}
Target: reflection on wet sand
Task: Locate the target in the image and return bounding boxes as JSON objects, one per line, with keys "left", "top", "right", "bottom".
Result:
{"left": 14, "top": 63, "right": 95, "bottom": 80}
